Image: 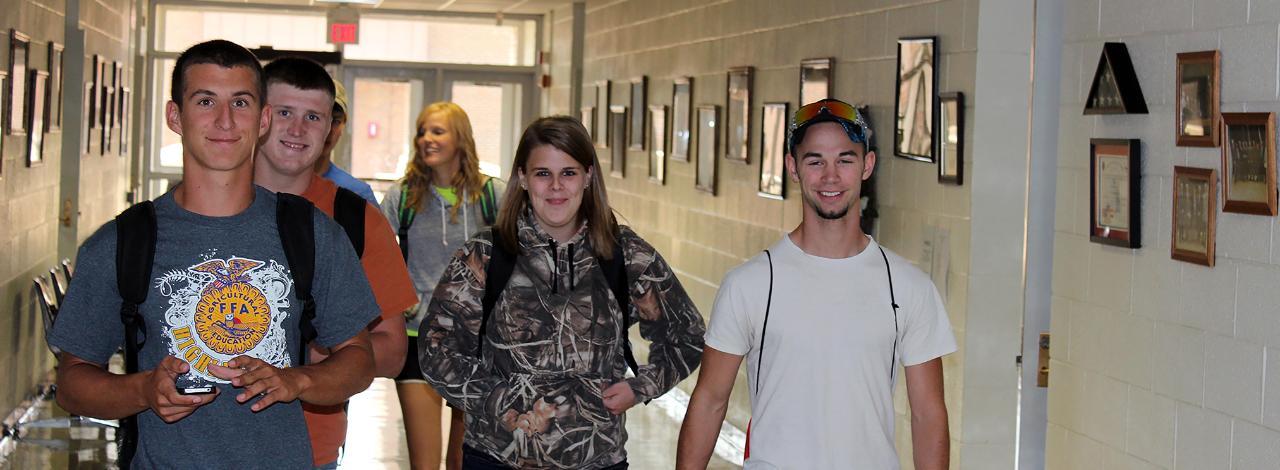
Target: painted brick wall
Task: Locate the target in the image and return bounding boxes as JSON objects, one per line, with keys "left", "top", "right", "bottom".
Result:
{"left": 0, "top": 0, "right": 133, "bottom": 416}
{"left": 1048, "top": 1, "right": 1280, "bottom": 468}
{"left": 554, "top": 1, "right": 977, "bottom": 467}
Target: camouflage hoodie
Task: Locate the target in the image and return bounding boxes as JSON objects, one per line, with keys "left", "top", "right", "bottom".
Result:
{"left": 419, "top": 210, "right": 706, "bottom": 469}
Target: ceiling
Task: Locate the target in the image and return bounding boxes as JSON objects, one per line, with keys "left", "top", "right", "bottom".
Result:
{"left": 191, "top": 0, "right": 574, "bottom": 15}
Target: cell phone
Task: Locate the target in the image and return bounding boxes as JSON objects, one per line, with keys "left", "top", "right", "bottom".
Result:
{"left": 176, "top": 373, "right": 216, "bottom": 395}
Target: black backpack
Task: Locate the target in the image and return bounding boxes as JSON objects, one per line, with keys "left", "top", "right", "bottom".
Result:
{"left": 396, "top": 177, "right": 499, "bottom": 261}
{"left": 113, "top": 192, "right": 348, "bottom": 468}
{"left": 476, "top": 230, "right": 641, "bottom": 379}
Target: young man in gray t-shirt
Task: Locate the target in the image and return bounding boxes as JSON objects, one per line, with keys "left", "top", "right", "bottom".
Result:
{"left": 47, "top": 40, "right": 380, "bottom": 469}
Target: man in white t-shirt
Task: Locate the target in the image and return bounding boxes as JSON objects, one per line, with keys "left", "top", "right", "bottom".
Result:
{"left": 677, "top": 99, "right": 956, "bottom": 470}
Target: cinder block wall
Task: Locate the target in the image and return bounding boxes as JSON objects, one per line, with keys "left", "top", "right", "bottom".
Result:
{"left": 549, "top": 1, "right": 977, "bottom": 467}
{"left": 0, "top": 0, "right": 134, "bottom": 415}
{"left": 1048, "top": 2, "right": 1280, "bottom": 468}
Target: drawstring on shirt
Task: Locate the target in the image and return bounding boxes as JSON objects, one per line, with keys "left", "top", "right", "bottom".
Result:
{"left": 547, "top": 239, "right": 559, "bottom": 294}
{"left": 436, "top": 187, "right": 472, "bottom": 247}
{"left": 567, "top": 243, "right": 575, "bottom": 291}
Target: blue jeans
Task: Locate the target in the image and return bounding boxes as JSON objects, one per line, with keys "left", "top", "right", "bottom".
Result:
{"left": 462, "top": 445, "right": 629, "bottom": 470}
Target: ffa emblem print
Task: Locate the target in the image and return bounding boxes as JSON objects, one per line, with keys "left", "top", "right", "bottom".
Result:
{"left": 158, "top": 253, "right": 294, "bottom": 383}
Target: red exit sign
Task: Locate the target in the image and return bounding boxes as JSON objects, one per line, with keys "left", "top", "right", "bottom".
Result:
{"left": 329, "top": 23, "right": 358, "bottom": 45}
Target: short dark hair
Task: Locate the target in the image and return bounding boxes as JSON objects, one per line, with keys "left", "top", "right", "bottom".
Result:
{"left": 170, "top": 40, "right": 265, "bottom": 109}
{"left": 263, "top": 57, "right": 336, "bottom": 101}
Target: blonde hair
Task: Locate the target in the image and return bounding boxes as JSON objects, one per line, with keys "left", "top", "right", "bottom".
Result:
{"left": 401, "top": 102, "right": 486, "bottom": 222}
{"left": 495, "top": 116, "right": 618, "bottom": 259}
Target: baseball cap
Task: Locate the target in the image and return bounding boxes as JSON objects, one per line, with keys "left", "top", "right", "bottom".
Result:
{"left": 331, "top": 77, "right": 349, "bottom": 115}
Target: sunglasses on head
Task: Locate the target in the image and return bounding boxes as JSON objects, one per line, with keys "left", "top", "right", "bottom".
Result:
{"left": 790, "top": 99, "right": 869, "bottom": 141}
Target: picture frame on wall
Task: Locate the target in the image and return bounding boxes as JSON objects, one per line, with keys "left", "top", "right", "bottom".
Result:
{"left": 799, "top": 58, "right": 832, "bottom": 106}
{"left": 696, "top": 105, "right": 719, "bottom": 194}
{"left": 895, "top": 36, "right": 938, "bottom": 163}
{"left": 609, "top": 105, "right": 626, "bottom": 178}
{"left": 26, "top": 70, "right": 47, "bottom": 167}
{"left": 1083, "top": 42, "right": 1148, "bottom": 115}
{"left": 629, "top": 76, "right": 646, "bottom": 150}
{"left": 726, "top": 66, "right": 752, "bottom": 164}
{"left": 580, "top": 106, "right": 595, "bottom": 139}
{"left": 47, "top": 42, "right": 63, "bottom": 131}
{"left": 82, "top": 82, "right": 93, "bottom": 154}
{"left": 649, "top": 105, "right": 667, "bottom": 184}
{"left": 1171, "top": 166, "right": 1216, "bottom": 267}
{"left": 1088, "top": 139, "right": 1141, "bottom": 248}
{"left": 102, "top": 62, "right": 119, "bottom": 155}
{"left": 1175, "top": 51, "right": 1220, "bottom": 147}
{"left": 938, "top": 92, "right": 964, "bottom": 184}
{"left": 119, "top": 87, "right": 130, "bottom": 156}
{"left": 759, "top": 102, "right": 789, "bottom": 199}
{"left": 1220, "top": 112, "right": 1276, "bottom": 215}
{"left": 0, "top": 72, "right": 6, "bottom": 177}
{"left": 8, "top": 29, "right": 29, "bottom": 136}
{"left": 595, "top": 80, "right": 610, "bottom": 148}
{"left": 89, "top": 55, "right": 102, "bottom": 130}
{"left": 671, "top": 77, "right": 692, "bottom": 162}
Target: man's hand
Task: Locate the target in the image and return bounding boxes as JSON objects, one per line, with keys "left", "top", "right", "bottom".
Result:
{"left": 143, "top": 355, "right": 218, "bottom": 423}
{"left": 208, "top": 356, "right": 312, "bottom": 412}
{"left": 602, "top": 381, "right": 637, "bottom": 415}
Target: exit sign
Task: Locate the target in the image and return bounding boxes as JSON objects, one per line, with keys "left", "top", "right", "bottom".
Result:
{"left": 329, "top": 23, "right": 358, "bottom": 45}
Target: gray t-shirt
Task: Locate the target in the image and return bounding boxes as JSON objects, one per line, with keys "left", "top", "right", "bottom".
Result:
{"left": 48, "top": 186, "right": 379, "bottom": 469}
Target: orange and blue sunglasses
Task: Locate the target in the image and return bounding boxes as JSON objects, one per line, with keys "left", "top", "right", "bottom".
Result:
{"left": 789, "top": 98, "right": 870, "bottom": 147}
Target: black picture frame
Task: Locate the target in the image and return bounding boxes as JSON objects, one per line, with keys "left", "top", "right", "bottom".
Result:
{"left": 649, "top": 104, "right": 666, "bottom": 184}
{"left": 82, "top": 81, "right": 93, "bottom": 154}
{"left": 671, "top": 77, "right": 692, "bottom": 162}
{"left": 895, "top": 36, "right": 937, "bottom": 162}
{"left": 609, "top": 105, "right": 626, "bottom": 178}
{"left": 938, "top": 92, "right": 964, "bottom": 184}
{"left": 696, "top": 104, "right": 719, "bottom": 194}
{"left": 7, "top": 29, "right": 29, "bottom": 136}
{"left": 726, "top": 66, "right": 752, "bottom": 164}
{"left": 47, "top": 42, "right": 63, "bottom": 131}
{"left": 1089, "top": 138, "right": 1141, "bottom": 248}
{"left": 799, "top": 58, "right": 832, "bottom": 106}
{"left": 1084, "top": 42, "right": 1148, "bottom": 115}
{"left": 26, "top": 70, "right": 47, "bottom": 167}
{"left": 759, "top": 102, "right": 788, "bottom": 199}
{"left": 629, "top": 76, "right": 646, "bottom": 150}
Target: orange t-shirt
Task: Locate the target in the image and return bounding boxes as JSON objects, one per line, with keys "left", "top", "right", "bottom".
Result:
{"left": 300, "top": 174, "right": 417, "bottom": 465}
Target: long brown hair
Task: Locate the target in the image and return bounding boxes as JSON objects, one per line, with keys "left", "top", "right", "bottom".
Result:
{"left": 495, "top": 116, "right": 618, "bottom": 259}
{"left": 401, "top": 102, "right": 486, "bottom": 222}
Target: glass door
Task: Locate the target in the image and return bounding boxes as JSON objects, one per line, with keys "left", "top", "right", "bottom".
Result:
{"left": 340, "top": 66, "right": 435, "bottom": 200}
{"left": 442, "top": 71, "right": 536, "bottom": 181}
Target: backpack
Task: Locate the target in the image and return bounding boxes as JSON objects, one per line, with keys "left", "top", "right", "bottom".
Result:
{"left": 396, "top": 177, "right": 499, "bottom": 261}
{"left": 476, "top": 230, "right": 641, "bottom": 379}
{"left": 112, "top": 192, "right": 327, "bottom": 468}
{"left": 332, "top": 187, "right": 366, "bottom": 258}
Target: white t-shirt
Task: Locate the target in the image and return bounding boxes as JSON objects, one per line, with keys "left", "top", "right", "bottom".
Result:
{"left": 705, "top": 235, "right": 957, "bottom": 470}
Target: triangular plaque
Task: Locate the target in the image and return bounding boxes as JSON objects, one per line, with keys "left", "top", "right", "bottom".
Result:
{"left": 1084, "top": 42, "right": 1148, "bottom": 115}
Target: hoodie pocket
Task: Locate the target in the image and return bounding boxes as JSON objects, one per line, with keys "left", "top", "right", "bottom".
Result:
{"left": 473, "top": 373, "right": 621, "bottom": 467}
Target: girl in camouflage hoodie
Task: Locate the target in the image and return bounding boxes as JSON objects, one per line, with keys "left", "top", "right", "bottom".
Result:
{"left": 420, "top": 116, "right": 706, "bottom": 469}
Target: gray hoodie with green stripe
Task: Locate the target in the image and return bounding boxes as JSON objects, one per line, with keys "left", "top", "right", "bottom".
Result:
{"left": 380, "top": 178, "right": 507, "bottom": 333}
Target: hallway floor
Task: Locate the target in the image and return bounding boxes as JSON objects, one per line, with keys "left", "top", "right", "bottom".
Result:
{"left": 1, "top": 378, "right": 743, "bottom": 469}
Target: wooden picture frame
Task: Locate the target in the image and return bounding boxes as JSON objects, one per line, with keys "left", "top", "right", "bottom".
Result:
{"left": 895, "top": 36, "right": 937, "bottom": 162}
{"left": 649, "top": 104, "right": 667, "bottom": 184}
{"left": 119, "top": 87, "right": 130, "bottom": 156}
{"left": 82, "top": 81, "right": 93, "bottom": 154}
{"left": 7, "top": 29, "right": 29, "bottom": 136}
{"left": 696, "top": 105, "right": 719, "bottom": 194}
{"left": 1220, "top": 112, "right": 1276, "bottom": 215}
{"left": 629, "top": 76, "right": 646, "bottom": 150}
{"left": 1176, "top": 51, "right": 1221, "bottom": 147}
{"left": 759, "top": 102, "right": 789, "bottom": 199}
{"left": 26, "top": 70, "right": 47, "bottom": 167}
{"left": 1084, "top": 42, "right": 1148, "bottom": 114}
{"left": 1089, "top": 139, "right": 1141, "bottom": 248}
{"left": 609, "top": 105, "right": 626, "bottom": 178}
{"left": 580, "top": 106, "right": 595, "bottom": 139}
{"left": 1172, "top": 166, "right": 1216, "bottom": 267}
{"left": 726, "top": 66, "right": 752, "bottom": 164}
{"left": 799, "top": 58, "right": 832, "bottom": 106}
{"left": 595, "top": 80, "right": 610, "bottom": 148}
{"left": 671, "top": 77, "right": 692, "bottom": 162}
{"left": 938, "top": 92, "right": 964, "bottom": 184}
{"left": 47, "top": 42, "right": 63, "bottom": 131}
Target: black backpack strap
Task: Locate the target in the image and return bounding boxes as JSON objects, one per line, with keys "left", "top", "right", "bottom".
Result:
{"left": 397, "top": 183, "right": 415, "bottom": 262}
{"left": 114, "top": 200, "right": 157, "bottom": 470}
{"left": 333, "top": 187, "right": 366, "bottom": 258}
{"left": 756, "top": 250, "right": 773, "bottom": 395}
{"left": 276, "top": 193, "right": 317, "bottom": 366}
{"left": 600, "top": 241, "right": 639, "bottom": 377}
{"left": 879, "top": 246, "right": 900, "bottom": 383}
{"left": 479, "top": 177, "right": 499, "bottom": 226}
{"left": 478, "top": 231, "right": 517, "bottom": 358}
